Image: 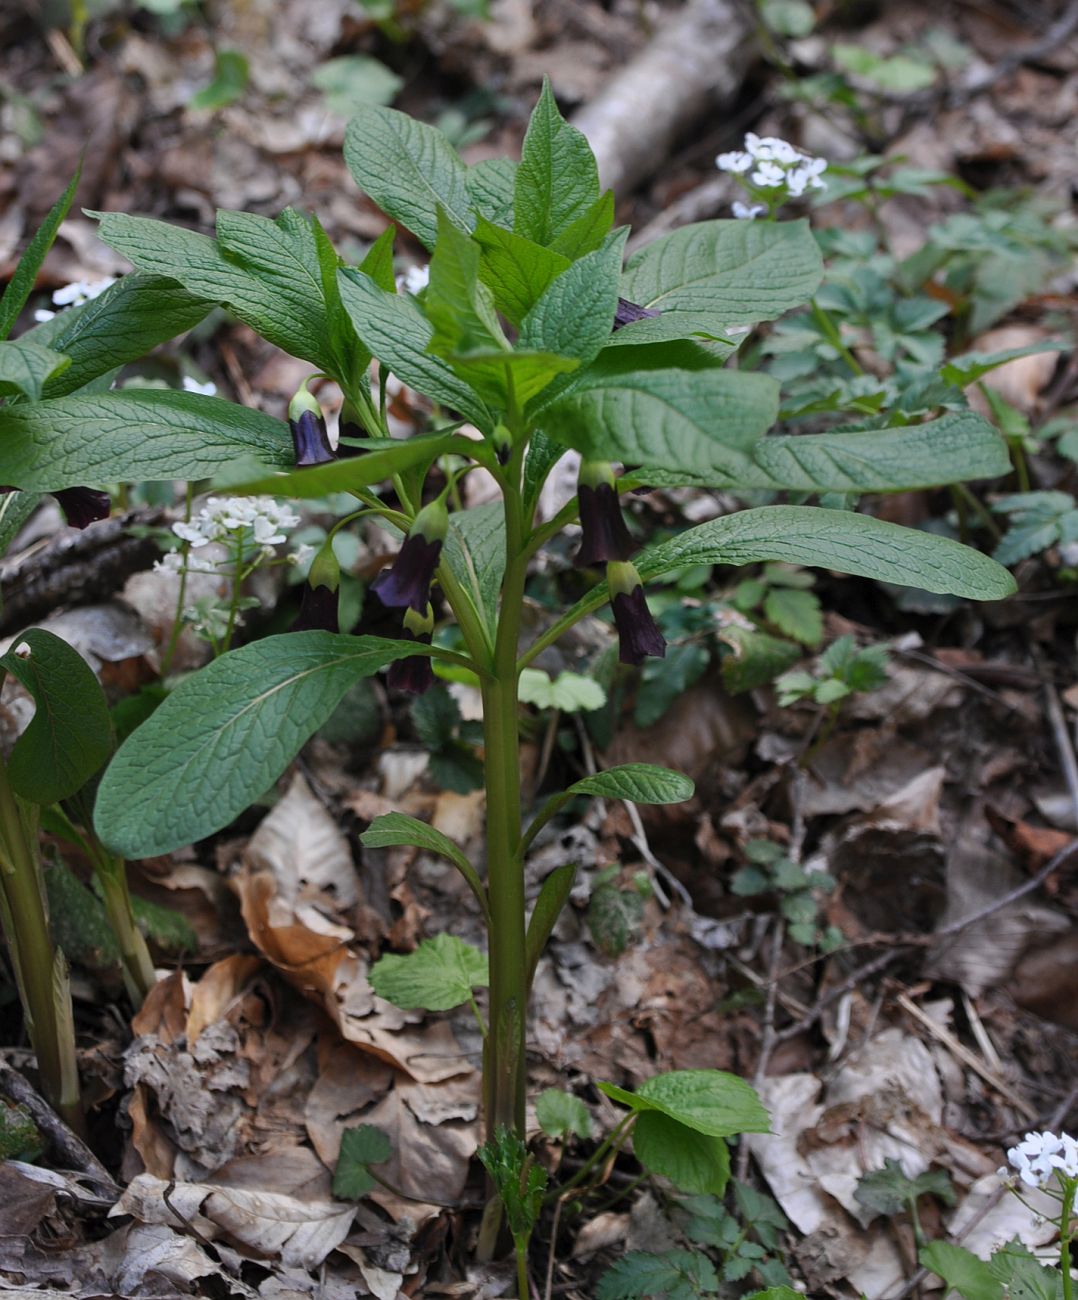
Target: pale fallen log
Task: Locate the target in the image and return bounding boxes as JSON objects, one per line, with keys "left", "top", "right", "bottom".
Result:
{"left": 571, "top": 0, "right": 756, "bottom": 196}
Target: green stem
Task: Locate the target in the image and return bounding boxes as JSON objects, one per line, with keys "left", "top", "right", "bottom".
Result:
{"left": 1061, "top": 1178, "right": 1075, "bottom": 1300}
{"left": 96, "top": 857, "right": 156, "bottom": 1006}
{"left": 0, "top": 764, "right": 82, "bottom": 1131}
{"left": 161, "top": 482, "right": 195, "bottom": 675}
{"left": 546, "top": 1114, "right": 636, "bottom": 1204}
{"left": 483, "top": 440, "right": 529, "bottom": 1142}
{"left": 515, "top": 1240, "right": 530, "bottom": 1300}
{"left": 810, "top": 299, "right": 863, "bottom": 377}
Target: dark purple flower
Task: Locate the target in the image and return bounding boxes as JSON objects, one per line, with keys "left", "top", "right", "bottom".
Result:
{"left": 387, "top": 604, "right": 434, "bottom": 695}
{"left": 370, "top": 498, "right": 448, "bottom": 613}
{"left": 290, "top": 582, "right": 339, "bottom": 633}
{"left": 574, "top": 462, "right": 637, "bottom": 568}
{"left": 613, "top": 297, "right": 661, "bottom": 331}
{"left": 608, "top": 561, "right": 666, "bottom": 666}
{"left": 356, "top": 586, "right": 405, "bottom": 640}
{"left": 289, "top": 385, "right": 336, "bottom": 467}
{"left": 54, "top": 487, "right": 111, "bottom": 529}
{"left": 338, "top": 398, "right": 367, "bottom": 445}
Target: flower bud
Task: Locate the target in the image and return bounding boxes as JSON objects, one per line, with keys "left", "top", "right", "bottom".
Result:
{"left": 290, "top": 539, "right": 341, "bottom": 633}
{"left": 288, "top": 382, "right": 335, "bottom": 467}
{"left": 371, "top": 497, "right": 449, "bottom": 612}
{"left": 387, "top": 603, "right": 435, "bottom": 695}
{"left": 54, "top": 487, "right": 111, "bottom": 529}
{"left": 492, "top": 424, "right": 513, "bottom": 466}
{"left": 607, "top": 561, "right": 666, "bottom": 665}
{"left": 613, "top": 298, "right": 661, "bottom": 331}
{"left": 574, "top": 461, "right": 637, "bottom": 569}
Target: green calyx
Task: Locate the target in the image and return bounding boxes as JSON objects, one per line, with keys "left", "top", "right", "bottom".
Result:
{"left": 410, "top": 496, "right": 450, "bottom": 545}
{"left": 578, "top": 460, "right": 616, "bottom": 491}
{"left": 403, "top": 602, "right": 434, "bottom": 637}
{"left": 308, "top": 539, "right": 341, "bottom": 592}
{"left": 288, "top": 377, "right": 322, "bottom": 422}
{"left": 606, "top": 560, "right": 643, "bottom": 598}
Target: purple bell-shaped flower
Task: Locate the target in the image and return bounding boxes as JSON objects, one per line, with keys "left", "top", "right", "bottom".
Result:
{"left": 387, "top": 603, "right": 435, "bottom": 696}
{"left": 607, "top": 561, "right": 666, "bottom": 666}
{"left": 290, "top": 540, "right": 340, "bottom": 634}
{"left": 289, "top": 383, "right": 336, "bottom": 467}
{"left": 574, "top": 461, "right": 637, "bottom": 569}
{"left": 371, "top": 497, "right": 448, "bottom": 613}
{"left": 54, "top": 487, "right": 111, "bottom": 529}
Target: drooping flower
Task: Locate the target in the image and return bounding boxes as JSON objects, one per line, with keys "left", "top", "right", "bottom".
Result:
{"left": 732, "top": 200, "right": 766, "bottom": 220}
{"left": 54, "top": 487, "right": 111, "bottom": 529}
{"left": 290, "top": 539, "right": 341, "bottom": 634}
{"left": 1005, "top": 1130, "right": 1078, "bottom": 1189}
{"left": 289, "top": 382, "right": 336, "bottom": 467}
{"left": 338, "top": 398, "right": 366, "bottom": 444}
{"left": 607, "top": 561, "right": 666, "bottom": 665}
{"left": 387, "top": 603, "right": 435, "bottom": 695}
{"left": 613, "top": 298, "right": 661, "bottom": 331}
{"left": 371, "top": 497, "right": 448, "bottom": 612}
{"left": 574, "top": 462, "right": 637, "bottom": 568}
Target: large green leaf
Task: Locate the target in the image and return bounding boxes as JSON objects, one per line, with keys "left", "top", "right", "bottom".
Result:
{"left": 360, "top": 811, "right": 487, "bottom": 921}
{"left": 443, "top": 501, "right": 506, "bottom": 637}
{"left": 466, "top": 158, "right": 517, "bottom": 229}
{"left": 369, "top": 932, "right": 488, "bottom": 1011}
{"left": 0, "top": 338, "right": 70, "bottom": 401}
{"left": 630, "top": 412, "right": 1010, "bottom": 492}
{"left": 920, "top": 1242, "right": 1003, "bottom": 1300}
{"left": 539, "top": 343, "right": 779, "bottom": 474}
{"left": 30, "top": 274, "right": 213, "bottom": 399}
{"left": 633, "top": 1111, "right": 730, "bottom": 1195}
{"left": 618, "top": 219, "right": 824, "bottom": 341}
{"left": 0, "top": 168, "right": 80, "bottom": 341}
{"left": 599, "top": 1068, "right": 771, "bottom": 1137}
{"left": 0, "top": 491, "right": 39, "bottom": 559}
{"left": 95, "top": 633, "right": 428, "bottom": 857}
{"left": 344, "top": 106, "right": 471, "bottom": 250}
{"left": 0, "top": 390, "right": 291, "bottom": 490}
{"left": 473, "top": 217, "right": 570, "bottom": 326}
{"left": 514, "top": 79, "right": 600, "bottom": 250}
{"left": 336, "top": 269, "right": 493, "bottom": 430}
{"left": 92, "top": 212, "right": 332, "bottom": 369}
{"left": 0, "top": 629, "right": 112, "bottom": 806}
{"left": 519, "top": 233, "right": 625, "bottom": 370}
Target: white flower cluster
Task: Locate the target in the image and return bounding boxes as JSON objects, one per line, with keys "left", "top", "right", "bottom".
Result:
{"left": 398, "top": 264, "right": 430, "bottom": 295}
{"left": 172, "top": 496, "right": 300, "bottom": 549}
{"left": 1002, "top": 1130, "right": 1078, "bottom": 1190}
{"left": 717, "top": 133, "right": 828, "bottom": 218}
{"left": 34, "top": 276, "right": 117, "bottom": 323}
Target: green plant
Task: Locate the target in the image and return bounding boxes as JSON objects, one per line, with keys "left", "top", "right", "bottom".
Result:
{"left": 775, "top": 633, "right": 890, "bottom": 708}
{"left": 1, "top": 84, "right": 1018, "bottom": 1287}
{"left": 730, "top": 839, "right": 840, "bottom": 950}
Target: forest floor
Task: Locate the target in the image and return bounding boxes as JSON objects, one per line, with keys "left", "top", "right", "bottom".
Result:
{"left": 1, "top": 0, "right": 1077, "bottom": 1296}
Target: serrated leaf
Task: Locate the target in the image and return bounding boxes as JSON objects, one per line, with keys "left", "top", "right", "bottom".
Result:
{"left": 0, "top": 338, "right": 71, "bottom": 400}
{"left": 597, "top": 1250, "right": 719, "bottom": 1300}
{"left": 473, "top": 217, "right": 570, "bottom": 325}
{"left": 540, "top": 343, "right": 779, "bottom": 475}
{"left": 334, "top": 1124, "right": 392, "bottom": 1199}
{"left": 514, "top": 79, "right": 600, "bottom": 250}
{"left": 569, "top": 763, "right": 695, "bottom": 804}
{"left": 519, "top": 233, "right": 625, "bottom": 371}
{"left": 0, "top": 390, "right": 292, "bottom": 491}
{"left": 337, "top": 268, "right": 493, "bottom": 429}
{"left": 535, "top": 1088, "right": 592, "bottom": 1140}
{"left": 0, "top": 167, "right": 80, "bottom": 341}
{"left": 549, "top": 190, "right": 615, "bottom": 260}
{"left": 634, "top": 1111, "right": 730, "bottom": 1195}
{"left": 619, "top": 219, "right": 823, "bottom": 339}
{"left": 0, "top": 629, "right": 113, "bottom": 805}
{"left": 525, "top": 863, "right": 576, "bottom": 986}
{"left": 370, "top": 932, "right": 488, "bottom": 1011}
{"left": 94, "top": 633, "right": 430, "bottom": 858}
{"left": 763, "top": 587, "right": 823, "bottom": 646}
{"left": 599, "top": 1068, "right": 770, "bottom": 1137}
{"left": 360, "top": 812, "right": 487, "bottom": 921}
{"left": 344, "top": 105, "right": 471, "bottom": 250}
{"left": 855, "top": 1158, "right": 955, "bottom": 1218}
{"left": 920, "top": 1242, "right": 1003, "bottom": 1300}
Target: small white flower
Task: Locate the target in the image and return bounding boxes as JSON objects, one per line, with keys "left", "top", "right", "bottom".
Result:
{"left": 182, "top": 376, "right": 217, "bottom": 396}
{"left": 173, "top": 520, "right": 210, "bottom": 547}
{"left": 786, "top": 166, "right": 811, "bottom": 197}
{"left": 52, "top": 276, "right": 116, "bottom": 308}
{"left": 732, "top": 200, "right": 766, "bottom": 220}
{"left": 290, "top": 543, "right": 315, "bottom": 567}
{"left": 33, "top": 308, "right": 56, "bottom": 323}
{"left": 400, "top": 264, "right": 430, "bottom": 295}
{"left": 716, "top": 150, "right": 753, "bottom": 174}
{"left": 154, "top": 553, "right": 185, "bottom": 574}
{"left": 252, "top": 515, "right": 287, "bottom": 546}
{"left": 1006, "top": 1130, "right": 1078, "bottom": 1189}
{"left": 752, "top": 162, "right": 786, "bottom": 188}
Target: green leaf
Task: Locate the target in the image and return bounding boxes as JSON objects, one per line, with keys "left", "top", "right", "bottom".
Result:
{"left": 597, "top": 1250, "right": 719, "bottom": 1300}
{"left": 313, "top": 55, "right": 402, "bottom": 116}
{"left": 833, "top": 43, "right": 937, "bottom": 92}
{"left": 33, "top": 274, "right": 213, "bottom": 398}
{"left": 518, "top": 669, "right": 606, "bottom": 712}
{"left": 514, "top": 79, "right": 601, "bottom": 250}
{"left": 473, "top": 217, "right": 570, "bottom": 325}
{"left": 763, "top": 587, "right": 823, "bottom": 646}
{"left": 92, "top": 212, "right": 334, "bottom": 370}
{"left": 0, "top": 167, "right": 80, "bottom": 342}
{"left": 588, "top": 877, "right": 644, "bottom": 957}
{"left": 569, "top": 763, "right": 695, "bottom": 804}
{"left": 535, "top": 1087, "right": 592, "bottom": 1140}
{"left": 190, "top": 49, "right": 248, "bottom": 111}
{"left": 745, "top": 1291, "right": 803, "bottom": 1300}
{"left": 855, "top": 1158, "right": 955, "bottom": 1218}
{"left": 0, "top": 629, "right": 112, "bottom": 805}
{"left": 540, "top": 343, "right": 779, "bottom": 475}
{"left": 618, "top": 220, "right": 823, "bottom": 340}
{"left": 599, "top": 1068, "right": 770, "bottom": 1137}
{"left": 334, "top": 1124, "right": 392, "bottom": 1199}
{"left": 466, "top": 158, "right": 517, "bottom": 228}
{"left": 549, "top": 190, "right": 615, "bottom": 261}
{"left": 443, "top": 500, "right": 506, "bottom": 638}
{"left": 0, "top": 338, "right": 71, "bottom": 400}
{"left": 634, "top": 1112, "right": 730, "bottom": 1195}
{"left": 522, "top": 428, "right": 565, "bottom": 519}
{"left": 360, "top": 812, "right": 488, "bottom": 922}
{"left": 94, "top": 633, "right": 430, "bottom": 858}
{"left": 920, "top": 1242, "right": 1003, "bottom": 1300}
{"left": 478, "top": 1128, "right": 547, "bottom": 1242}
{"left": 519, "top": 233, "right": 626, "bottom": 370}
{"left": 370, "top": 932, "right": 488, "bottom": 1011}
{"left": 357, "top": 225, "right": 397, "bottom": 293}
{"left": 0, "top": 491, "right": 40, "bottom": 559}
{"left": 427, "top": 209, "right": 507, "bottom": 360}
{"left": 344, "top": 105, "right": 471, "bottom": 250}
{"left": 225, "top": 431, "right": 459, "bottom": 499}
{"left": 0, "top": 390, "right": 292, "bottom": 491}
{"left": 337, "top": 268, "right": 493, "bottom": 429}
{"left": 940, "top": 342, "right": 1066, "bottom": 388}
{"left": 525, "top": 863, "right": 576, "bottom": 987}
{"left": 988, "top": 1243, "right": 1062, "bottom": 1300}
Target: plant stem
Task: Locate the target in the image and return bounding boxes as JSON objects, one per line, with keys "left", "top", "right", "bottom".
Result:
{"left": 0, "top": 763, "right": 82, "bottom": 1132}
{"left": 1061, "top": 1178, "right": 1075, "bottom": 1300}
{"left": 515, "top": 1240, "right": 530, "bottom": 1300}
{"left": 96, "top": 856, "right": 156, "bottom": 1006}
{"left": 810, "top": 299, "right": 864, "bottom": 377}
